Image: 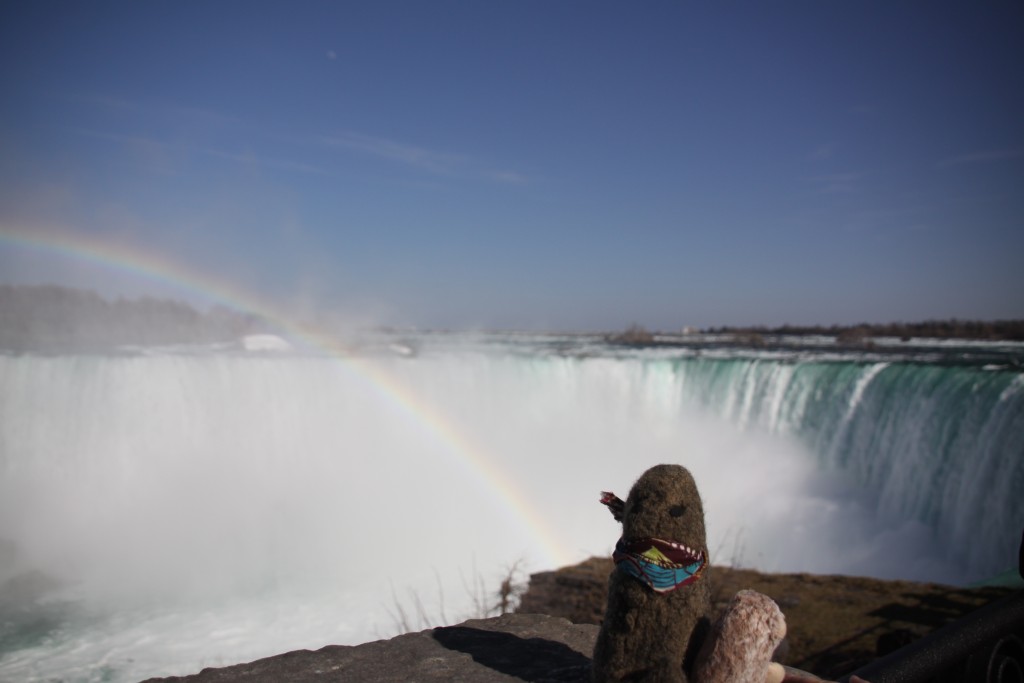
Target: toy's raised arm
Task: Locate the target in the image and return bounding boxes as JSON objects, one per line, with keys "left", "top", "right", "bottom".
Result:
{"left": 600, "top": 491, "right": 625, "bottom": 522}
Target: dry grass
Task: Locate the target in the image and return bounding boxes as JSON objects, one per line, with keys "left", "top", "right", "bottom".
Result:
{"left": 387, "top": 560, "right": 529, "bottom": 636}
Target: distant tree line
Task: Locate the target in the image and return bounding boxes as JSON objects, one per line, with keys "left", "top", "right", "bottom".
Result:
{"left": 704, "top": 319, "right": 1024, "bottom": 342}
{"left": 0, "top": 285, "right": 268, "bottom": 352}
{"left": 608, "top": 324, "right": 656, "bottom": 345}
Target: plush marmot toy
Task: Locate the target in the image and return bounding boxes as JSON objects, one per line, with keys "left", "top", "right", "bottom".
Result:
{"left": 593, "top": 464, "right": 788, "bottom": 683}
{"left": 593, "top": 464, "right": 712, "bottom": 682}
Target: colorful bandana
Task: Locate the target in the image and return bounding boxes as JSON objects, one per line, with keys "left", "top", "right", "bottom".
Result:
{"left": 612, "top": 536, "right": 706, "bottom": 593}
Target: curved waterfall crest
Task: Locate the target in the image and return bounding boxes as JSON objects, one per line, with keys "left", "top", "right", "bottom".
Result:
{"left": 1, "top": 338, "right": 1022, "bottom": 683}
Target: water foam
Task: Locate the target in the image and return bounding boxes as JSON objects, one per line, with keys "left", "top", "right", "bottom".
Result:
{"left": 1, "top": 342, "right": 1021, "bottom": 681}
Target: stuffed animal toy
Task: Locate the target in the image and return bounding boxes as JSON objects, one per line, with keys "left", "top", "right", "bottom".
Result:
{"left": 593, "top": 464, "right": 792, "bottom": 683}
{"left": 593, "top": 464, "right": 712, "bottom": 682}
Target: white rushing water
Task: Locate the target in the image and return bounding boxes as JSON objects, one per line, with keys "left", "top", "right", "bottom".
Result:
{"left": 1, "top": 333, "right": 1022, "bottom": 682}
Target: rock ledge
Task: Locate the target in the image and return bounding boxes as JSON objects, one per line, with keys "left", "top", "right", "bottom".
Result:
{"left": 141, "top": 613, "right": 598, "bottom": 683}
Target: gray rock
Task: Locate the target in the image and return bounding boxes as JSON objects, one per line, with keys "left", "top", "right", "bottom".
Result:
{"left": 140, "top": 613, "right": 598, "bottom": 683}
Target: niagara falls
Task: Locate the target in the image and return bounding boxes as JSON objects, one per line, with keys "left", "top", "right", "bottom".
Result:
{"left": 3, "top": 1, "right": 1023, "bottom": 680}
{"left": 1, "top": 324, "right": 1021, "bottom": 681}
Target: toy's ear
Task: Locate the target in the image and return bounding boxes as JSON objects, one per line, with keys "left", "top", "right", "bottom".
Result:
{"left": 600, "top": 491, "right": 625, "bottom": 522}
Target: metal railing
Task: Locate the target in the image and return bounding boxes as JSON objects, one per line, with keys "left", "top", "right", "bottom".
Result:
{"left": 838, "top": 590, "right": 1024, "bottom": 683}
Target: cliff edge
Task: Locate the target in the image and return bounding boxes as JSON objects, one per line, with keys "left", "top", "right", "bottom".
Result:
{"left": 520, "top": 558, "right": 1017, "bottom": 678}
{"left": 141, "top": 559, "right": 1017, "bottom": 682}
{"left": 141, "top": 613, "right": 598, "bottom": 683}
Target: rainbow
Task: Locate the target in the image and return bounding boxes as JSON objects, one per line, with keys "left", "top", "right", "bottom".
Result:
{"left": 0, "top": 224, "right": 570, "bottom": 568}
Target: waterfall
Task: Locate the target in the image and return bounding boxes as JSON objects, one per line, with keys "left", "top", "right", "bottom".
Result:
{"left": 1, "top": 339, "right": 1022, "bottom": 681}
{"left": 669, "top": 356, "right": 1024, "bottom": 578}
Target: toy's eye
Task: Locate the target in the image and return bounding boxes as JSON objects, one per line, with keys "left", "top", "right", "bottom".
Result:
{"left": 669, "top": 505, "right": 685, "bottom": 518}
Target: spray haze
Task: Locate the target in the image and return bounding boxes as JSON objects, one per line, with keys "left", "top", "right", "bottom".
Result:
{"left": 4, "top": 4, "right": 1023, "bottom": 680}
{"left": 2, "top": 326, "right": 1023, "bottom": 681}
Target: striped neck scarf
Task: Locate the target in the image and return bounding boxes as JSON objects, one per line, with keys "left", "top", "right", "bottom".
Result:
{"left": 612, "top": 536, "right": 706, "bottom": 593}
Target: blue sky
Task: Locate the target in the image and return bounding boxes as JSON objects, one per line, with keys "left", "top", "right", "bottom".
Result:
{"left": 1, "top": 1, "right": 1022, "bottom": 331}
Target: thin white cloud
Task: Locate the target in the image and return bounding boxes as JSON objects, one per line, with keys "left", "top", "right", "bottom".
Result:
{"left": 936, "top": 148, "right": 1024, "bottom": 169}
{"left": 69, "top": 127, "right": 180, "bottom": 174}
{"left": 67, "top": 93, "right": 243, "bottom": 128}
{"left": 71, "top": 127, "right": 166, "bottom": 147}
{"left": 321, "top": 131, "right": 467, "bottom": 175}
{"left": 326, "top": 49, "right": 337, "bottom": 60}
{"left": 69, "top": 93, "right": 530, "bottom": 184}
{"left": 198, "top": 147, "right": 330, "bottom": 175}
{"left": 321, "top": 131, "right": 530, "bottom": 184}
{"left": 70, "top": 128, "right": 327, "bottom": 176}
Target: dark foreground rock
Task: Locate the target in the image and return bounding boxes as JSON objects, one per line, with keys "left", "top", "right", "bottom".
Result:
{"left": 141, "top": 559, "right": 1019, "bottom": 682}
{"left": 141, "top": 613, "right": 598, "bottom": 683}
{"left": 519, "top": 557, "right": 1018, "bottom": 679}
